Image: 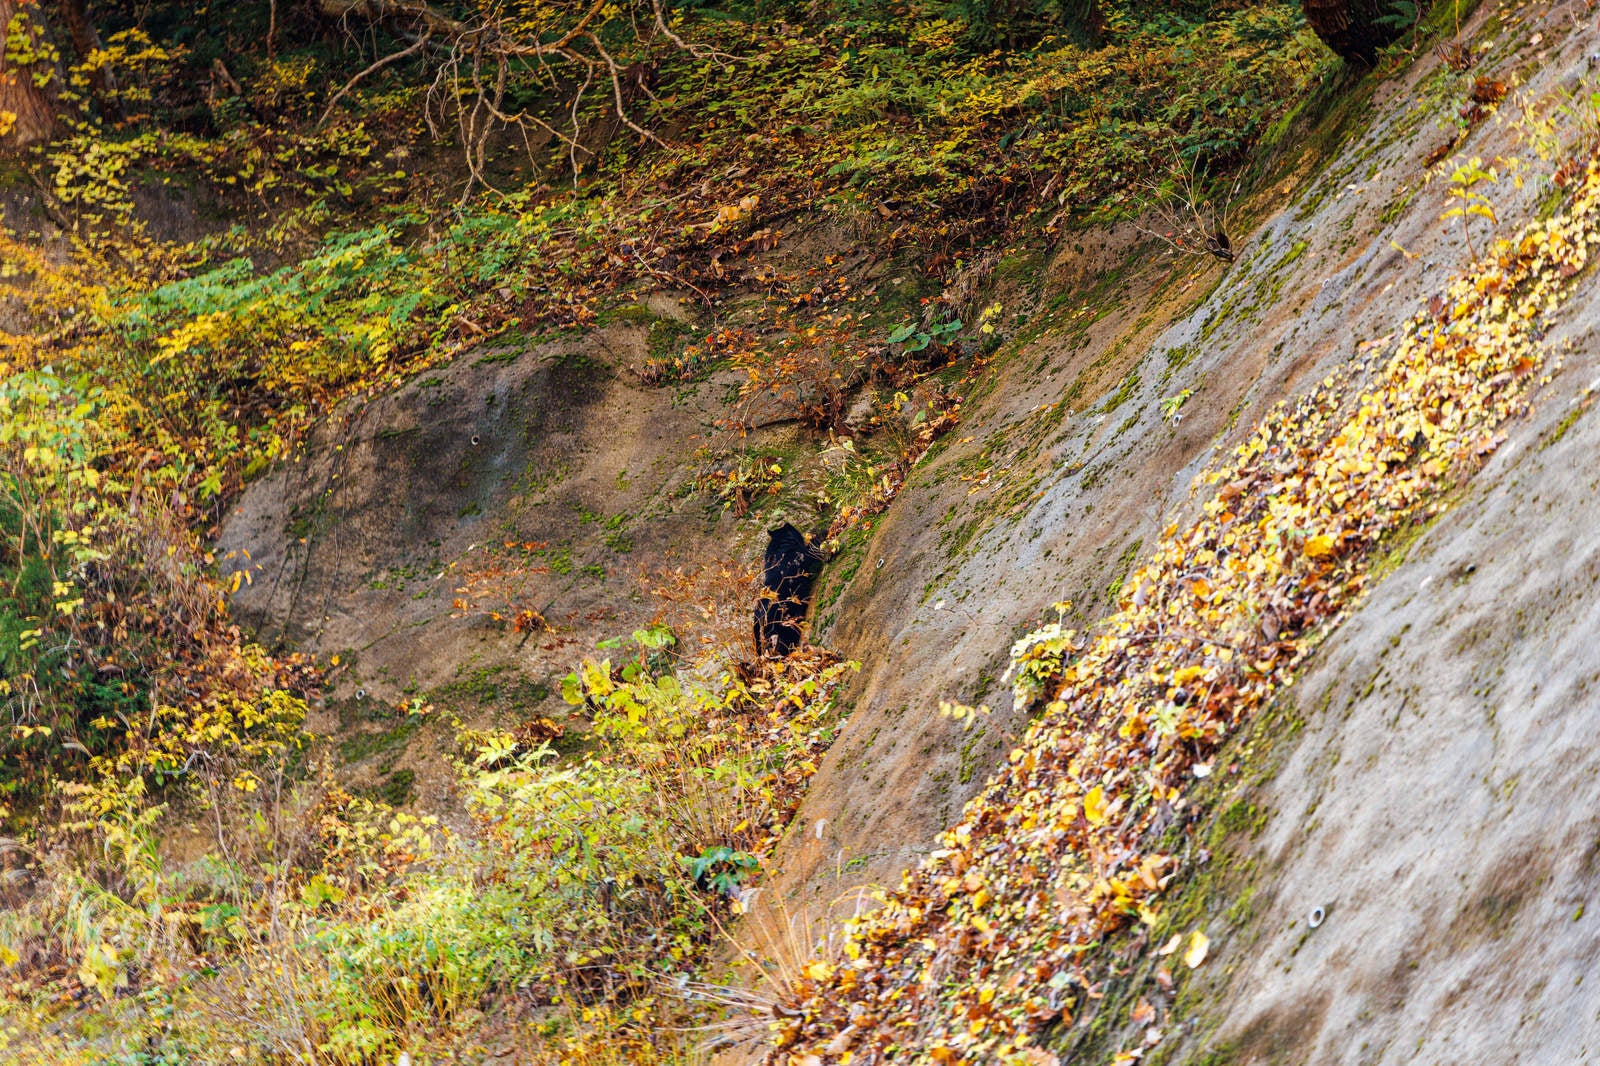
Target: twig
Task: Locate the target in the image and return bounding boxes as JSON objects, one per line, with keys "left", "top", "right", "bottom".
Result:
{"left": 589, "top": 32, "right": 667, "bottom": 147}
{"left": 628, "top": 245, "right": 714, "bottom": 309}
{"left": 1131, "top": 147, "right": 1240, "bottom": 262}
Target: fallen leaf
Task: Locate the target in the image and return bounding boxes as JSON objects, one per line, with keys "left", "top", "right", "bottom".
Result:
{"left": 1084, "top": 785, "right": 1109, "bottom": 826}
{"left": 1470, "top": 77, "right": 1507, "bottom": 104}
{"left": 1184, "top": 929, "right": 1210, "bottom": 969}
{"left": 1260, "top": 611, "right": 1281, "bottom": 641}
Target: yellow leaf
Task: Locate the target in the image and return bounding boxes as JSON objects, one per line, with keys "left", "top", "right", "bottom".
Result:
{"left": 1303, "top": 534, "right": 1336, "bottom": 558}
{"left": 1184, "top": 929, "right": 1210, "bottom": 969}
{"left": 804, "top": 960, "right": 834, "bottom": 982}
{"left": 1084, "top": 785, "right": 1109, "bottom": 826}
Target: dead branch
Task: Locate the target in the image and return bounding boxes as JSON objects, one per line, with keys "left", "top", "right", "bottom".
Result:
{"left": 319, "top": 0, "right": 685, "bottom": 199}
{"left": 1132, "top": 148, "right": 1240, "bottom": 263}
{"left": 589, "top": 32, "right": 665, "bottom": 146}
{"left": 318, "top": 31, "right": 432, "bottom": 127}
{"left": 649, "top": 0, "right": 735, "bottom": 66}
{"left": 210, "top": 58, "right": 243, "bottom": 98}
{"left": 318, "top": 0, "right": 466, "bottom": 37}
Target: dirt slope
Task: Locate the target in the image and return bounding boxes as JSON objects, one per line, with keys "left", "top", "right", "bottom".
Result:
{"left": 221, "top": 316, "right": 721, "bottom": 684}
{"left": 215, "top": 309, "right": 757, "bottom": 803}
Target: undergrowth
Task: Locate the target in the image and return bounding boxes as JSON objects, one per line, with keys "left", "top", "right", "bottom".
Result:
{"left": 0, "top": 625, "right": 856, "bottom": 1062}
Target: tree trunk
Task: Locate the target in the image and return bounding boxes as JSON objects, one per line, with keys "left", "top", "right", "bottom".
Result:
{"left": 1303, "top": 0, "right": 1411, "bottom": 66}
{"left": 0, "top": 0, "right": 59, "bottom": 150}
{"left": 56, "top": 0, "right": 119, "bottom": 122}
{"left": 1060, "top": 0, "right": 1103, "bottom": 48}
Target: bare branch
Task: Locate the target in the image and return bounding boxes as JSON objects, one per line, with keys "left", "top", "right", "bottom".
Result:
{"left": 1131, "top": 146, "right": 1239, "bottom": 262}
{"left": 318, "top": 31, "right": 431, "bottom": 127}
{"left": 317, "top": 0, "right": 467, "bottom": 37}
{"left": 588, "top": 32, "right": 666, "bottom": 147}
{"left": 651, "top": 0, "right": 735, "bottom": 65}
{"left": 317, "top": 0, "right": 709, "bottom": 198}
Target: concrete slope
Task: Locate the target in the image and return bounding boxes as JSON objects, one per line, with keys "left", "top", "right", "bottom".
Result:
{"left": 1176, "top": 213, "right": 1600, "bottom": 1065}
{"left": 769, "top": 0, "right": 1588, "bottom": 917}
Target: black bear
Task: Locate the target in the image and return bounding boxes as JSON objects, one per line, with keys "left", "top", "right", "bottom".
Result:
{"left": 754, "top": 522, "right": 827, "bottom": 658}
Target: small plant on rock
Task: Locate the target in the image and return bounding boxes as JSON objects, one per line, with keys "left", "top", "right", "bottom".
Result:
{"left": 1441, "top": 155, "right": 1500, "bottom": 264}
{"left": 885, "top": 317, "right": 962, "bottom": 357}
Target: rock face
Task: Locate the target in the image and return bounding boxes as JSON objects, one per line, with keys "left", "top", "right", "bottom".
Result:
{"left": 221, "top": 4, "right": 1600, "bottom": 1059}
{"left": 764, "top": 11, "right": 1535, "bottom": 908}
{"left": 749, "top": 7, "right": 1600, "bottom": 1061}
{"left": 1182, "top": 286, "right": 1600, "bottom": 1063}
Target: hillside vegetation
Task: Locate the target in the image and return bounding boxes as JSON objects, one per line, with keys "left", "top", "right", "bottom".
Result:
{"left": 1, "top": 0, "right": 1595, "bottom": 1061}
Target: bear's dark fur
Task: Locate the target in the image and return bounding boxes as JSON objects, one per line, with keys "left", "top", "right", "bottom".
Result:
{"left": 754, "top": 522, "right": 827, "bottom": 657}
